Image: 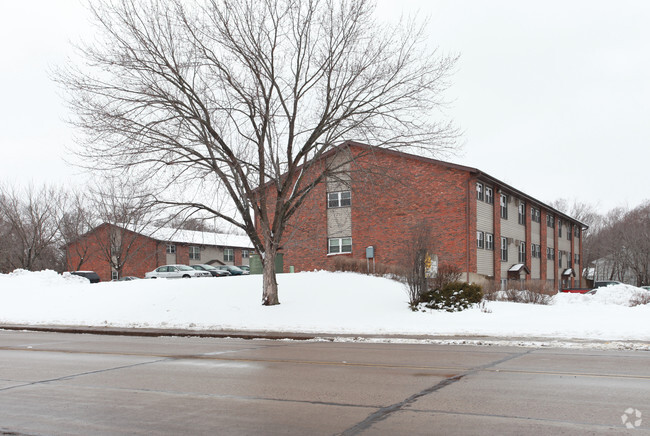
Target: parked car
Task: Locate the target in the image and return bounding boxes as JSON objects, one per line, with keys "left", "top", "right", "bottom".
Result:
{"left": 641, "top": 286, "right": 650, "bottom": 291}
{"left": 237, "top": 265, "right": 250, "bottom": 272}
{"left": 145, "top": 265, "right": 211, "bottom": 279}
{"left": 594, "top": 280, "right": 622, "bottom": 288}
{"left": 115, "top": 276, "right": 140, "bottom": 281}
{"left": 191, "top": 264, "right": 230, "bottom": 277}
{"left": 69, "top": 271, "right": 101, "bottom": 283}
{"left": 213, "top": 265, "right": 249, "bottom": 276}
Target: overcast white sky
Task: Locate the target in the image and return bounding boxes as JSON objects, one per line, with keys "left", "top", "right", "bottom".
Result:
{"left": 1, "top": 0, "right": 648, "bottom": 213}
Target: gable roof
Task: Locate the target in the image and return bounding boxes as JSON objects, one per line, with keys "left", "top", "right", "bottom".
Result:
{"left": 142, "top": 226, "right": 254, "bottom": 249}
{"left": 341, "top": 141, "right": 589, "bottom": 229}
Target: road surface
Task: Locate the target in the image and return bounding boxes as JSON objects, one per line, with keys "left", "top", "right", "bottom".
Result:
{"left": 0, "top": 331, "right": 648, "bottom": 435}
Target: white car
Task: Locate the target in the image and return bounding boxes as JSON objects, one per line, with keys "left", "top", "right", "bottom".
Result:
{"left": 145, "top": 264, "right": 211, "bottom": 279}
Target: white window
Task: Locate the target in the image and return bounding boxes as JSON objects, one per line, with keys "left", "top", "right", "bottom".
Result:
{"left": 485, "top": 187, "right": 494, "bottom": 204}
{"left": 189, "top": 246, "right": 201, "bottom": 260}
{"left": 327, "top": 191, "right": 351, "bottom": 208}
{"left": 500, "top": 194, "right": 508, "bottom": 219}
{"left": 547, "top": 215, "right": 555, "bottom": 228}
{"left": 477, "top": 231, "right": 484, "bottom": 249}
{"left": 166, "top": 244, "right": 176, "bottom": 254}
{"left": 518, "top": 241, "right": 526, "bottom": 263}
{"left": 224, "top": 248, "right": 234, "bottom": 262}
{"left": 531, "top": 207, "right": 541, "bottom": 223}
{"left": 476, "top": 183, "right": 484, "bottom": 201}
{"left": 500, "top": 237, "right": 508, "bottom": 261}
{"left": 558, "top": 250, "right": 563, "bottom": 268}
{"left": 242, "top": 249, "right": 249, "bottom": 259}
{"left": 518, "top": 201, "right": 525, "bottom": 225}
{"left": 486, "top": 233, "right": 494, "bottom": 250}
{"left": 111, "top": 271, "right": 118, "bottom": 281}
{"left": 328, "top": 237, "right": 352, "bottom": 254}
{"left": 547, "top": 247, "right": 555, "bottom": 260}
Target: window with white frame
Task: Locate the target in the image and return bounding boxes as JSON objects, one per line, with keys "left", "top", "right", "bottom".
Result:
{"left": 485, "top": 187, "right": 494, "bottom": 204}
{"left": 500, "top": 237, "right": 508, "bottom": 261}
{"left": 166, "top": 244, "right": 176, "bottom": 254}
{"left": 189, "top": 246, "right": 201, "bottom": 260}
{"left": 500, "top": 194, "right": 508, "bottom": 219}
{"left": 574, "top": 225, "right": 580, "bottom": 238}
{"left": 518, "top": 201, "right": 526, "bottom": 225}
{"left": 531, "top": 243, "right": 541, "bottom": 259}
{"left": 518, "top": 241, "right": 526, "bottom": 263}
{"left": 531, "top": 207, "right": 541, "bottom": 223}
{"left": 476, "top": 183, "right": 484, "bottom": 201}
{"left": 558, "top": 250, "right": 563, "bottom": 268}
{"left": 574, "top": 253, "right": 580, "bottom": 264}
{"left": 328, "top": 237, "right": 352, "bottom": 254}
{"left": 547, "top": 215, "right": 555, "bottom": 228}
{"left": 547, "top": 247, "right": 555, "bottom": 260}
{"left": 486, "top": 233, "right": 494, "bottom": 250}
{"left": 223, "top": 248, "right": 234, "bottom": 262}
{"left": 477, "top": 231, "right": 484, "bottom": 249}
{"left": 327, "top": 191, "right": 351, "bottom": 208}
{"left": 111, "top": 271, "right": 118, "bottom": 281}
{"left": 242, "top": 249, "right": 249, "bottom": 259}
{"left": 566, "top": 223, "right": 571, "bottom": 240}
{"left": 558, "top": 219, "right": 563, "bottom": 237}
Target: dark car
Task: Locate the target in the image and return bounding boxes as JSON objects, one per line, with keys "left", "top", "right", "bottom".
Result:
{"left": 214, "top": 265, "right": 249, "bottom": 276}
{"left": 69, "top": 271, "right": 101, "bottom": 283}
{"left": 191, "top": 264, "right": 231, "bottom": 277}
{"left": 115, "top": 276, "right": 140, "bottom": 281}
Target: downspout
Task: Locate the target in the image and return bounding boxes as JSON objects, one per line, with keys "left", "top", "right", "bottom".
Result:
{"left": 466, "top": 176, "right": 472, "bottom": 283}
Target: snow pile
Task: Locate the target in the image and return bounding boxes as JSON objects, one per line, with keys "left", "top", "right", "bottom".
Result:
{"left": 554, "top": 283, "right": 650, "bottom": 306}
{"left": 1, "top": 269, "right": 89, "bottom": 288}
{"left": 0, "top": 270, "right": 649, "bottom": 342}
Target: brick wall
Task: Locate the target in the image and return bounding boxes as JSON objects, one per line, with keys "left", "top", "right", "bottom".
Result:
{"left": 66, "top": 224, "right": 160, "bottom": 282}
{"left": 273, "top": 147, "right": 473, "bottom": 275}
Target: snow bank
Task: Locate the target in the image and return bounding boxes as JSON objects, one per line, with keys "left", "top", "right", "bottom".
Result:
{"left": 0, "top": 270, "right": 649, "bottom": 342}
{"left": 554, "top": 283, "right": 650, "bottom": 306}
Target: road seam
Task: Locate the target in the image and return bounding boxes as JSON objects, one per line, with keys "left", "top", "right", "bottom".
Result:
{"left": 338, "top": 348, "right": 536, "bottom": 436}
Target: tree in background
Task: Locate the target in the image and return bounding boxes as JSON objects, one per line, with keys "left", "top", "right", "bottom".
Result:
{"left": 0, "top": 185, "right": 64, "bottom": 273}
{"left": 57, "top": 190, "right": 94, "bottom": 271}
{"left": 57, "top": 0, "right": 459, "bottom": 305}
{"left": 83, "top": 181, "right": 157, "bottom": 280}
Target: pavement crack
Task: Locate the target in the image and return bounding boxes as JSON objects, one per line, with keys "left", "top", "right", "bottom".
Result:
{"left": 0, "top": 358, "right": 168, "bottom": 393}
{"left": 337, "top": 348, "right": 536, "bottom": 436}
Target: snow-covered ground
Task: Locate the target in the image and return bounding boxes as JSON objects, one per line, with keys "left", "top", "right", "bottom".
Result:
{"left": 1, "top": 270, "right": 649, "bottom": 349}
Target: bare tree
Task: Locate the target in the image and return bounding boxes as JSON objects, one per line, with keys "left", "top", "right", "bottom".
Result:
{"left": 82, "top": 181, "right": 157, "bottom": 280}
{"left": 0, "top": 184, "right": 64, "bottom": 272}
{"left": 403, "top": 221, "right": 435, "bottom": 310}
{"left": 57, "top": 0, "right": 459, "bottom": 304}
{"left": 57, "top": 190, "right": 94, "bottom": 271}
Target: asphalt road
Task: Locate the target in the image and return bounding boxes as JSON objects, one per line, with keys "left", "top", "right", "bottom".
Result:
{"left": 0, "top": 331, "right": 649, "bottom": 435}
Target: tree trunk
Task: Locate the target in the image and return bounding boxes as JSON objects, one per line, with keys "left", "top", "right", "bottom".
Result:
{"left": 262, "top": 247, "right": 280, "bottom": 306}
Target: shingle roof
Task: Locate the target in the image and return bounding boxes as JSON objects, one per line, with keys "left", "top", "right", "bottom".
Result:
{"left": 142, "top": 226, "right": 254, "bottom": 249}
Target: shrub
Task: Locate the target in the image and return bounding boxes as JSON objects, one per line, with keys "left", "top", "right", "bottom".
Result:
{"left": 429, "top": 263, "right": 463, "bottom": 291}
{"left": 420, "top": 281, "right": 483, "bottom": 312}
{"left": 630, "top": 291, "right": 650, "bottom": 307}
{"left": 333, "top": 256, "right": 404, "bottom": 279}
{"left": 498, "top": 280, "right": 555, "bottom": 305}
{"left": 481, "top": 280, "right": 500, "bottom": 301}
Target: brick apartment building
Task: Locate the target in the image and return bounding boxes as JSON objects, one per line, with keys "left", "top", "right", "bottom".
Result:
{"left": 271, "top": 141, "right": 586, "bottom": 290}
{"left": 65, "top": 224, "right": 253, "bottom": 282}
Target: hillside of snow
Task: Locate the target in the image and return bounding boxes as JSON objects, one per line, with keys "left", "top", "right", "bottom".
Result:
{"left": 0, "top": 270, "right": 648, "bottom": 343}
